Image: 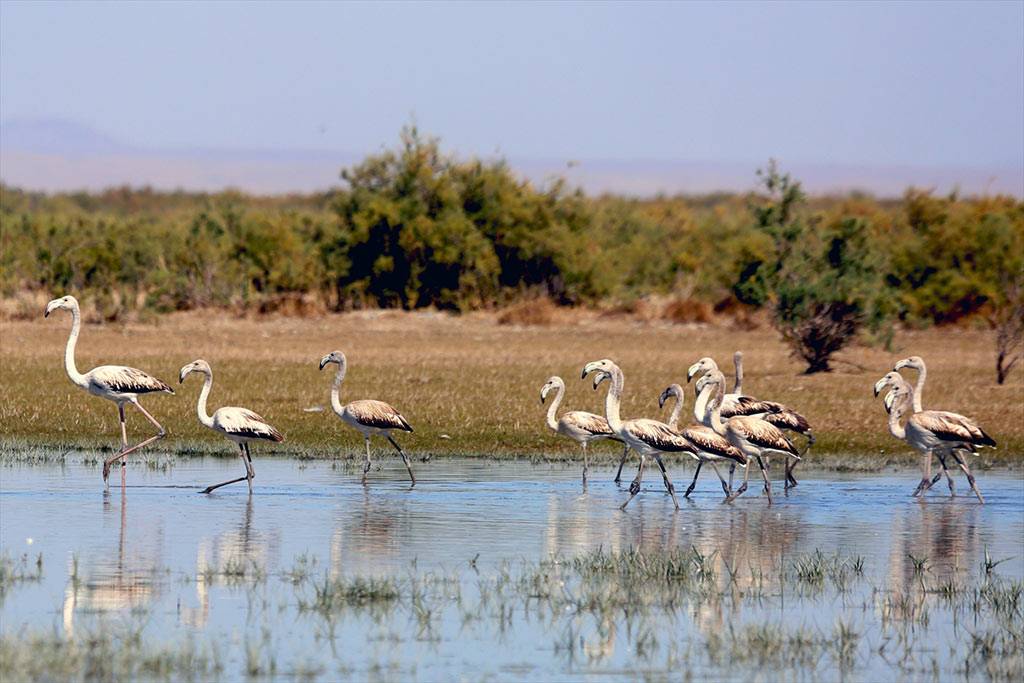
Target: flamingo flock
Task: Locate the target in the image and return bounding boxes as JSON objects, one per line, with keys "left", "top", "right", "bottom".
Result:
{"left": 44, "top": 294, "right": 998, "bottom": 505}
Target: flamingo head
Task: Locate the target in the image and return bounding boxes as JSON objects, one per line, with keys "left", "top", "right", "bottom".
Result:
{"left": 44, "top": 295, "right": 79, "bottom": 318}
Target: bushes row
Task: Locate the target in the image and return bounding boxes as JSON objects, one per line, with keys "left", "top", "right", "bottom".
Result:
{"left": 2, "top": 127, "right": 1021, "bottom": 332}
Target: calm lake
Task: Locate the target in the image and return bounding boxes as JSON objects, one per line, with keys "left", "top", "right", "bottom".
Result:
{"left": 1, "top": 454, "right": 1022, "bottom": 681}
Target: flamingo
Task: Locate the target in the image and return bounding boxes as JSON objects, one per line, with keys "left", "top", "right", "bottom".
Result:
{"left": 179, "top": 360, "right": 283, "bottom": 494}
{"left": 687, "top": 355, "right": 811, "bottom": 489}
{"left": 658, "top": 384, "right": 746, "bottom": 499}
{"left": 892, "top": 355, "right": 955, "bottom": 491}
{"left": 319, "top": 351, "right": 415, "bottom": 485}
{"left": 873, "top": 372, "right": 994, "bottom": 503}
{"left": 540, "top": 376, "right": 627, "bottom": 486}
{"left": 697, "top": 370, "right": 800, "bottom": 505}
{"left": 582, "top": 359, "right": 693, "bottom": 510}
{"left": 893, "top": 355, "right": 929, "bottom": 413}
{"left": 44, "top": 295, "right": 173, "bottom": 488}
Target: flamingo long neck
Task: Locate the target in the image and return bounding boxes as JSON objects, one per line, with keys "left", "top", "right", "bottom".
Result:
{"left": 705, "top": 386, "right": 727, "bottom": 437}
{"left": 887, "top": 399, "right": 907, "bottom": 440}
{"left": 330, "top": 364, "right": 347, "bottom": 416}
{"left": 63, "top": 307, "right": 88, "bottom": 388}
{"left": 694, "top": 384, "right": 711, "bottom": 427}
{"left": 545, "top": 383, "right": 563, "bottom": 432}
{"left": 666, "top": 387, "right": 684, "bottom": 430}
{"left": 196, "top": 372, "right": 214, "bottom": 429}
{"left": 733, "top": 355, "right": 744, "bottom": 394}
{"left": 911, "top": 364, "right": 926, "bottom": 413}
{"left": 603, "top": 368, "right": 625, "bottom": 434}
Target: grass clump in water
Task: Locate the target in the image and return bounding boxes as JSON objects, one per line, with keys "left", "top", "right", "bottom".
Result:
{"left": 0, "top": 552, "right": 43, "bottom": 601}
{"left": 299, "top": 575, "right": 401, "bottom": 615}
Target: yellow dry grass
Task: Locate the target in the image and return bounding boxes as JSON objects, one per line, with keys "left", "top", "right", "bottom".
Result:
{"left": 1, "top": 311, "right": 1021, "bottom": 465}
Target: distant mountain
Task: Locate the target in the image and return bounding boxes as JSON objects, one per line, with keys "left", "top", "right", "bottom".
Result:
{"left": 1, "top": 118, "right": 132, "bottom": 155}
{"left": 1, "top": 118, "right": 1021, "bottom": 197}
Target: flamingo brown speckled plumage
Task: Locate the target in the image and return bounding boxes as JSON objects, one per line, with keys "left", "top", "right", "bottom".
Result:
{"left": 45, "top": 295, "right": 173, "bottom": 490}
{"left": 541, "top": 375, "right": 627, "bottom": 487}
{"left": 320, "top": 350, "right": 415, "bottom": 486}
{"left": 874, "top": 371, "right": 994, "bottom": 503}
{"left": 179, "top": 360, "right": 283, "bottom": 494}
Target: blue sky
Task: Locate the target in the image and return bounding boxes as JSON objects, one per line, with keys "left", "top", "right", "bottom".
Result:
{"left": 1, "top": 0, "right": 1021, "bottom": 170}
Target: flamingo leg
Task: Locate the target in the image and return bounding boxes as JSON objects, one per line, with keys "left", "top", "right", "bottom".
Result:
{"left": 652, "top": 454, "right": 680, "bottom": 509}
{"left": 950, "top": 450, "right": 984, "bottom": 504}
{"left": 708, "top": 461, "right": 731, "bottom": 498}
{"left": 362, "top": 437, "right": 373, "bottom": 484}
{"left": 912, "top": 451, "right": 934, "bottom": 497}
{"left": 103, "top": 399, "right": 168, "bottom": 485}
{"left": 580, "top": 441, "right": 589, "bottom": 487}
{"left": 385, "top": 435, "right": 416, "bottom": 486}
{"left": 244, "top": 443, "right": 254, "bottom": 494}
{"left": 119, "top": 403, "right": 128, "bottom": 450}
{"left": 784, "top": 455, "right": 799, "bottom": 491}
{"left": 684, "top": 460, "right": 703, "bottom": 498}
{"left": 723, "top": 460, "right": 751, "bottom": 504}
{"left": 787, "top": 432, "right": 814, "bottom": 490}
{"left": 613, "top": 444, "right": 629, "bottom": 484}
{"left": 922, "top": 452, "right": 954, "bottom": 495}
{"left": 754, "top": 454, "right": 773, "bottom": 505}
{"left": 620, "top": 454, "right": 646, "bottom": 510}
{"left": 118, "top": 403, "right": 129, "bottom": 489}
{"left": 201, "top": 444, "right": 250, "bottom": 494}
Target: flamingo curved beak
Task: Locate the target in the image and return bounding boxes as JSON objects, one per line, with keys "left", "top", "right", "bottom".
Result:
{"left": 658, "top": 389, "right": 671, "bottom": 409}
{"left": 319, "top": 355, "right": 331, "bottom": 371}
{"left": 178, "top": 366, "right": 192, "bottom": 384}
{"left": 893, "top": 358, "right": 910, "bottom": 371}
{"left": 872, "top": 376, "right": 888, "bottom": 397}
{"left": 686, "top": 362, "right": 701, "bottom": 382}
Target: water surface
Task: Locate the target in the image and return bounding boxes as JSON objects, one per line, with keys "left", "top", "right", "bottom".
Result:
{"left": 1, "top": 455, "right": 1022, "bottom": 681}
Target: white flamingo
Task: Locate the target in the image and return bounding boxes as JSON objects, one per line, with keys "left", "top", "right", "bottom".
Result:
{"left": 893, "top": 355, "right": 929, "bottom": 413}
{"left": 687, "top": 355, "right": 811, "bottom": 489}
{"left": 874, "top": 371, "right": 994, "bottom": 503}
{"left": 582, "top": 359, "right": 693, "bottom": 510}
{"left": 179, "top": 360, "right": 284, "bottom": 494}
{"left": 541, "top": 376, "right": 627, "bottom": 486}
{"left": 45, "top": 295, "right": 173, "bottom": 488}
{"left": 658, "top": 384, "right": 746, "bottom": 499}
{"left": 319, "top": 351, "right": 415, "bottom": 485}
{"left": 697, "top": 370, "right": 800, "bottom": 505}
{"left": 892, "top": 355, "right": 955, "bottom": 491}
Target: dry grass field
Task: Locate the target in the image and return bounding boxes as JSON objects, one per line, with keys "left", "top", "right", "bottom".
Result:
{"left": 1, "top": 310, "right": 1021, "bottom": 467}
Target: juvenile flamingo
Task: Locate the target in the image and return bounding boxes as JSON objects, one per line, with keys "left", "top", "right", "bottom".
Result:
{"left": 698, "top": 370, "right": 799, "bottom": 505}
{"left": 582, "top": 359, "right": 693, "bottom": 510}
{"left": 179, "top": 360, "right": 284, "bottom": 494}
{"left": 658, "top": 384, "right": 746, "bottom": 499}
{"left": 873, "top": 371, "right": 994, "bottom": 503}
{"left": 45, "top": 295, "right": 173, "bottom": 488}
{"left": 319, "top": 351, "right": 416, "bottom": 485}
{"left": 540, "top": 376, "right": 627, "bottom": 486}
{"left": 687, "top": 355, "right": 811, "bottom": 489}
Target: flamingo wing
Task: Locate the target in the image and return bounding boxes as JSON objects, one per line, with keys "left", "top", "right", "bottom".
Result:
{"left": 90, "top": 365, "right": 174, "bottom": 395}
{"left": 215, "top": 407, "right": 284, "bottom": 442}
{"left": 346, "top": 400, "right": 414, "bottom": 432}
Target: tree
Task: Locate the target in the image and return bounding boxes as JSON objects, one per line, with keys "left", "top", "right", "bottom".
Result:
{"left": 734, "top": 162, "right": 892, "bottom": 373}
{"left": 888, "top": 191, "right": 1024, "bottom": 383}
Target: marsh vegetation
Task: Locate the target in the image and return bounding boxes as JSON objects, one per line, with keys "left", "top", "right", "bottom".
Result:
{"left": 1, "top": 456, "right": 1021, "bottom": 683}
{"left": 2, "top": 311, "right": 1022, "bottom": 460}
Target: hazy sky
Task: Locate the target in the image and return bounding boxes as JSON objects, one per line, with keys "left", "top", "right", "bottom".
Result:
{"left": 1, "top": 0, "right": 1022, "bottom": 169}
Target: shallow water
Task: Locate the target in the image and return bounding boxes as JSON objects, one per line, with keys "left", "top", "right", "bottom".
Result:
{"left": 1, "top": 454, "right": 1022, "bottom": 681}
